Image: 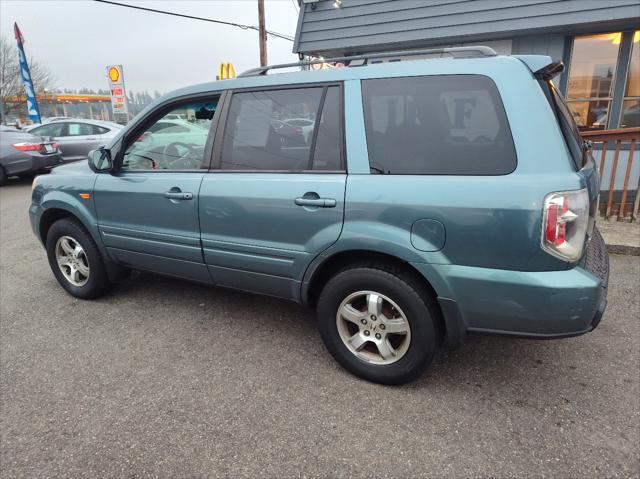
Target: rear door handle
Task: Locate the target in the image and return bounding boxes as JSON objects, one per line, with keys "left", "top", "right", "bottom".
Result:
{"left": 294, "top": 197, "right": 336, "bottom": 208}
{"left": 164, "top": 191, "right": 193, "bottom": 200}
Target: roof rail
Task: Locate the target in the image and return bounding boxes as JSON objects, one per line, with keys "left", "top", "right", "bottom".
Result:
{"left": 238, "top": 46, "right": 498, "bottom": 77}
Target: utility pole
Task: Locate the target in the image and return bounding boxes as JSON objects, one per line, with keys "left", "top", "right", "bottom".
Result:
{"left": 257, "top": 0, "right": 267, "bottom": 66}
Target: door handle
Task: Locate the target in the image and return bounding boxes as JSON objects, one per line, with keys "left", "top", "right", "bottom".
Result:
{"left": 295, "top": 197, "right": 336, "bottom": 208}
{"left": 164, "top": 191, "right": 193, "bottom": 200}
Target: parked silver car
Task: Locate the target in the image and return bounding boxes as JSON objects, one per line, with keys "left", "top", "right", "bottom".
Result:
{"left": 27, "top": 119, "right": 124, "bottom": 162}
{"left": 0, "top": 125, "right": 62, "bottom": 185}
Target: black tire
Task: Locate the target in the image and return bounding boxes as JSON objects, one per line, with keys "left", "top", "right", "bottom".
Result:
{"left": 46, "top": 218, "right": 114, "bottom": 299}
{"left": 0, "top": 166, "right": 6, "bottom": 186}
{"left": 316, "top": 263, "right": 439, "bottom": 385}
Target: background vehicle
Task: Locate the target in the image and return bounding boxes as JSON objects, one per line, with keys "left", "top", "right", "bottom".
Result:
{"left": 164, "top": 113, "right": 187, "bottom": 121}
{"left": 41, "top": 116, "right": 72, "bottom": 123}
{"left": 26, "top": 119, "right": 123, "bottom": 162}
{"left": 270, "top": 118, "right": 307, "bottom": 146}
{"left": 29, "top": 48, "right": 609, "bottom": 384}
{"left": 125, "top": 119, "right": 211, "bottom": 169}
{"left": 283, "top": 118, "right": 315, "bottom": 143}
{"left": 1, "top": 126, "right": 61, "bottom": 185}
{"left": 621, "top": 101, "right": 640, "bottom": 128}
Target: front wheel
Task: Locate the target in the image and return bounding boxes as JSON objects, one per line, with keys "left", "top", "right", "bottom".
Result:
{"left": 316, "top": 264, "right": 439, "bottom": 385}
{"left": 46, "top": 218, "right": 114, "bottom": 299}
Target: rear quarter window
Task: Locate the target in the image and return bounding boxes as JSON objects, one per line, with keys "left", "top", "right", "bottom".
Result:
{"left": 362, "top": 75, "right": 517, "bottom": 175}
{"left": 93, "top": 125, "right": 109, "bottom": 135}
{"left": 544, "top": 81, "right": 584, "bottom": 170}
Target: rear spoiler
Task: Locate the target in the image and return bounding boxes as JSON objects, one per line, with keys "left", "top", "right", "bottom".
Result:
{"left": 513, "top": 55, "right": 564, "bottom": 80}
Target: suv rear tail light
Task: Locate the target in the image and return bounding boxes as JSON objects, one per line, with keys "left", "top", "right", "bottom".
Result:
{"left": 541, "top": 189, "right": 589, "bottom": 261}
{"left": 12, "top": 142, "right": 43, "bottom": 152}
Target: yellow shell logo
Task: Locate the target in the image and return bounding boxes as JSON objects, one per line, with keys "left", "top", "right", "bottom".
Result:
{"left": 108, "top": 67, "right": 120, "bottom": 83}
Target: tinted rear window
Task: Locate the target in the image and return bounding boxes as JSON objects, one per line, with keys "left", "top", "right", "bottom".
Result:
{"left": 545, "top": 81, "right": 584, "bottom": 170}
{"left": 362, "top": 75, "right": 516, "bottom": 175}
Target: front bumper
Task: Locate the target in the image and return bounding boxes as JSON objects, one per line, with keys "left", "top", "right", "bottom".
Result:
{"left": 414, "top": 229, "right": 609, "bottom": 340}
{"left": 28, "top": 202, "right": 40, "bottom": 244}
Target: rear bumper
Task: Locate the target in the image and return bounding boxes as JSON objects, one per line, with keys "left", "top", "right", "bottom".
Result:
{"left": 413, "top": 230, "right": 609, "bottom": 343}
{"left": 2, "top": 152, "right": 62, "bottom": 176}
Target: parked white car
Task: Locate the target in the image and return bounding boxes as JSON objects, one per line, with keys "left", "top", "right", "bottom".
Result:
{"left": 26, "top": 119, "right": 124, "bottom": 162}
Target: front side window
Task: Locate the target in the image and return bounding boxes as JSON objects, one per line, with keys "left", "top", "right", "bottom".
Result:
{"left": 362, "top": 75, "right": 516, "bottom": 175}
{"left": 566, "top": 33, "right": 621, "bottom": 130}
{"left": 220, "top": 86, "right": 342, "bottom": 171}
{"left": 122, "top": 99, "right": 217, "bottom": 171}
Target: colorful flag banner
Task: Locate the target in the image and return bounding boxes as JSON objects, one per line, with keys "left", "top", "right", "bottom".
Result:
{"left": 14, "top": 23, "right": 42, "bottom": 124}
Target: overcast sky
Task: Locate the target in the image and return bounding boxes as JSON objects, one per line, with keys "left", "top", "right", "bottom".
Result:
{"left": 0, "top": 0, "right": 301, "bottom": 94}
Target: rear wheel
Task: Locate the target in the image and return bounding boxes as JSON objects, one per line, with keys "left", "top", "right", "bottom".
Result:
{"left": 316, "top": 264, "right": 439, "bottom": 384}
{"left": 46, "top": 218, "right": 114, "bottom": 299}
{"left": 0, "top": 166, "right": 6, "bottom": 186}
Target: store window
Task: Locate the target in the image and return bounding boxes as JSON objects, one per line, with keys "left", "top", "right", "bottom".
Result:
{"left": 621, "top": 31, "right": 640, "bottom": 129}
{"left": 566, "top": 33, "right": 621, "bottom": 130}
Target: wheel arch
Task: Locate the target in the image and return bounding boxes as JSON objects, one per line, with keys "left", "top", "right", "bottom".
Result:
{"left": 39, "top": 207, "right": 76, "bottom": 245}
{"left": 302, "top": 248, "right": 466, "bottom": 349}
{"left": 303, "top": 249, "right": 437, "bottom": 307}
{"left": 37, "top": 204, "right": 127, "bottom": 282}
{"left": 304, "top": 249, "right": 451, "bottom": 339}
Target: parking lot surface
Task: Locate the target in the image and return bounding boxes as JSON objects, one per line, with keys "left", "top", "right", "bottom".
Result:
{"left": 1, "top": 178, "right": 639, "bottom": 478}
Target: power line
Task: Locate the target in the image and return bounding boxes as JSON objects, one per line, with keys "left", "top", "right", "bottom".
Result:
{"left": 93, "top": 0, "right": 295, "bottom": 42}
{"left": 290, "top": 0, "right": 299, "bottom": 15}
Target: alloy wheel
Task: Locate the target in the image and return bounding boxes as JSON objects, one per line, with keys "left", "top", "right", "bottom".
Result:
{"left": 55, "top": 235, "right": 90, "bottom": 286}
{"left": 336, "top": 290, "right": 411, "bottom": 365}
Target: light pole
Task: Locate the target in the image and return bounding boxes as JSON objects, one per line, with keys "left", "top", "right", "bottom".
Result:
{"left": 258, "top": 0, "right": 267, "bottom": 66}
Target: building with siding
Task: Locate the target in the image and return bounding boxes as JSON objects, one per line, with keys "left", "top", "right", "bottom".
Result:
{"left": 294, "top": 0, "right": 640, "bottom": 131}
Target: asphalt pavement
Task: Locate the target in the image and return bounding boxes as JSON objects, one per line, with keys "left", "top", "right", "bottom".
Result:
{"left": 1, "top": 177, "right": 639, "bottom": 478}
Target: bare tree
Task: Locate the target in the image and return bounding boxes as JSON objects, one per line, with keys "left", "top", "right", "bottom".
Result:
{"left": 0, "top": 35, "right": 55, "bottom": 122}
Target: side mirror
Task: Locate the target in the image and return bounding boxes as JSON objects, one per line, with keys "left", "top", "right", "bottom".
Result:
{"left": 88, "top": 148, "right": 113, "bottom": 172}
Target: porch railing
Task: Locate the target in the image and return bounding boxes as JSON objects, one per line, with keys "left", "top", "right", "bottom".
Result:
{"left": 581, "top": 127, "right": 640, "bottom": 222}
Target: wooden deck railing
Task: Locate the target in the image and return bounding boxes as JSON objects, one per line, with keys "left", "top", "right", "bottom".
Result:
{"left": 581, "top": 127, "right": 640, "bottom": 222}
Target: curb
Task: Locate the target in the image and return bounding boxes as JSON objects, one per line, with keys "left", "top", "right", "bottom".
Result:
{"left": 606, "top": 244, "right": 640, "bottom": 256}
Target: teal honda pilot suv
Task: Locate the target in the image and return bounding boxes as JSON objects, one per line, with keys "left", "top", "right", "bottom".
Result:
{"left": 29, "top": 47, "right": 609, "bottom": 384}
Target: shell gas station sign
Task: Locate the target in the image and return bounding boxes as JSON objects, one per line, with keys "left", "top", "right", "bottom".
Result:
{"left": 106, "top": 65, "right": 129, "bottom": 122}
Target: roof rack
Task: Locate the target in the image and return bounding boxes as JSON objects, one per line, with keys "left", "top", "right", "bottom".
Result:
{"left": 238, "top": 46, "right": 497, "bottom": 77}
